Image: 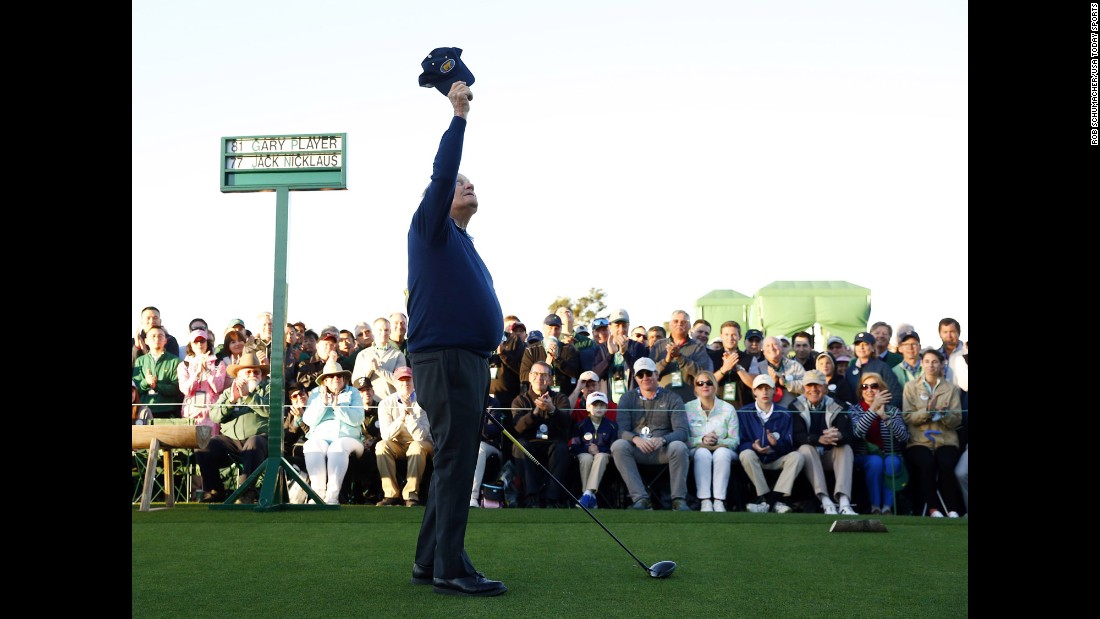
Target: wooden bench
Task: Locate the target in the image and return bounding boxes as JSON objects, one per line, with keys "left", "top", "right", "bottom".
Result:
{"left": 132, "top": 425, "right": 211, "bottom": 511}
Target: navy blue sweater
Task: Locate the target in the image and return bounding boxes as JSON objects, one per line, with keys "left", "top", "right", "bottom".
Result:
{"left": 735, "top": 404, "right": 796, "bottom": 464}
{"left": 407, "top": 116, "right": 502, "bottom": 356}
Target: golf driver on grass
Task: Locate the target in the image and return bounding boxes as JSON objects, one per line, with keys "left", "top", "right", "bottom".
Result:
{"left": 487, "top": 413, "right": 677, "bottom": 579}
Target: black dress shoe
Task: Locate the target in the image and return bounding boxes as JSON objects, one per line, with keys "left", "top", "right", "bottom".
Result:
{"left": 411, "top": 564, "right": 486, "bottom": 585}
{"left": 433, "top": 575, "right": 507, "bottom": 597}
{"left": 376, "top": 496, "right": 403, "bottom": 506}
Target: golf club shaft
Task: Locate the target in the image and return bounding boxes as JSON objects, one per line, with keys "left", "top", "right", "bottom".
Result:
{"left": 486, "top": 412, "right": 651, "bottom": 572}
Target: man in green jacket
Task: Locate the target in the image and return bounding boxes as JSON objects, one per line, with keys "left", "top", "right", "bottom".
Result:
{"left": 195, "top": 352, "right": 270, "bottom": 504}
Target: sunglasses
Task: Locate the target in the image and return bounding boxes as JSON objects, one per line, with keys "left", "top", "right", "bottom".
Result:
{"left": 861, "top": 384, "right": 882, "bottom": 391}
{"left": 635, "top": 370, "right": 654, "bottom": 378}
{"left": 695, "top": 380, "right": 714, "bottom": 387}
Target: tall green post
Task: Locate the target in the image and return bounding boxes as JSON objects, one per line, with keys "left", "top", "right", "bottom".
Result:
{"left": 215, "top": 134, "right": 347, "bottom": 511}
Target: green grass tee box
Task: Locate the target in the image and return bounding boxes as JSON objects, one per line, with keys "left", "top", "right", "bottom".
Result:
{"left": 133, "top": 505, "right": 967, "bottom": 618}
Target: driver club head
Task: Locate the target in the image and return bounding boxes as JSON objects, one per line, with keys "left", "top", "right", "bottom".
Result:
{"left": 647, "top": 561, "right": 677, "bottom": 579}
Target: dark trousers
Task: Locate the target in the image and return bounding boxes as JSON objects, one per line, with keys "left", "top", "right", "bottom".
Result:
{"left": 513, "top": 439, "right": 570, "bottom": 505}
{"left": 412, "top": 349, "right": 488, "bottom": 580}
{"left": 904, "top": 445, "right": 963, "bottom": 513}
{"left": 195, "top": 434, "right": 268, "bottom": 494}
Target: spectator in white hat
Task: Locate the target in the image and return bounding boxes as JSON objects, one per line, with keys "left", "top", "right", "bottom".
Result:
{"left": 610, "top": 357, "right": 692, "bottom": 511}
{"left": 791, "top": 370, "right": 856, "bottom": 515}
{"left": 736, "top": 374, "right": 804, "bottom": 514}
{"left": 302, "top": 358, "right": 365, "bottom": 505}
{"left": 825, "top": 335, "right": 849, "bottom": 359}
{"left": 567, "top": 370, "right": 617, "bottom": 424}
{"left": 568, "top": 391, "right": 618, "bottom": 509}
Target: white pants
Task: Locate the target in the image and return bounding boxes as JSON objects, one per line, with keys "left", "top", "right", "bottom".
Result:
{"left": 304, "top": 436, "right": 365, "bottom": 504}
{"left": 693, "top": 446, "right": 734, "bottom": 500}
{"left": 470, "top": 441, "right": 502, "bottom": 502}
{"left": 577, "top": 451, "right": 611, "bottom": 493}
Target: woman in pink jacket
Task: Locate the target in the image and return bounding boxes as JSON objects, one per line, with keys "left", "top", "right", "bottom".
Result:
{"left": 178, "top": 329, "right": 228, "bottom": 436}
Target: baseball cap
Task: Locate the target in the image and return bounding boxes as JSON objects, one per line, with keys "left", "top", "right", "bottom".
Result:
{"left": 579, "top": 370, "right": 600, "bottom": 383}
{"left": 586, "top": 391, "right": 609, "bottom": 406}
{"left": 853, "top": 332, "right": 875, "bottom": 345}
{"left": 898, "top": 331, "right": 920, "bottom": 343}
{"left": 609, "top": 309, "right": 630, "bottom": 324}
{"left": 803, "top": 370, "right": 827, "bottom": 386}
{"left": 826, "top": 335, "right": 845, "bottom": 347}
{"left": 591, "top": 317, "right": 610, "bottom": 329}
{"left": 777, "top": 335, "right": 791, "bottom": 345}
{"left": 354, "top": 376, "right": 372, "bottom": 390}
{"left": 834, "top": 355, "right": 852, "bottom": 363}
{"left": 227, "top": 318, "right": 245, "bottom": 328}
{"left": 394, "top": 366, "right": 413, "bottom": 381}
{"left": 543, "top": 314, "right": 563, "bottom": 327}
{"left": 574, "top": 324, "right": 589, "bottom": 335}
{"left": 319, "top": 332, "right": 338, "bottom": 343}
{"left": 633, "top": 357, "right": 657, "bottom": 373}
{"left": 527, "top": 330, "right": 544, "bottom": 343}
{"left": 189, "top": 329, "right": 209, "bottom": 342}
{"left": 745, "top": 329, "right": 764, "bottom": 341}
{"left": 752, "top": 374, "right": 776, "bottom": 389}
{"left": 418, "top": 47, "right": 475, "bottom": 95}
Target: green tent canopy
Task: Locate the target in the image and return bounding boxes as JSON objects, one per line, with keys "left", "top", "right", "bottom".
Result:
{"left": 694, "top": 289, "right": 753, "bottom": 332}
{"left": 748, "top": 281, "right": 871, "bottom": 345}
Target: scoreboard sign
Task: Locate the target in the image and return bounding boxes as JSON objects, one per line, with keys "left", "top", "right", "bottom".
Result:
{"left": 220, "top": 133, "right": 347, "bottom": 191}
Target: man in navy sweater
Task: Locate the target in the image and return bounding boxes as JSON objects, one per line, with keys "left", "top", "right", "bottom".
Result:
{"left": 736, "top": 374, "right": 805, "bottom": 514}
{"left": 406, "top": 80, "right": 507, "bottom": 597}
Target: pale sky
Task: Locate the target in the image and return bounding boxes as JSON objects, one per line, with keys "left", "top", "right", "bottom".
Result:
{"left": 132, "top": 0, "right": 968, "bottom": 346}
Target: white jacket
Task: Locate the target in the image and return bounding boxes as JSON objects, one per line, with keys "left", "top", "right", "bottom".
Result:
{"left": 377, "top": 392, "right": 433, "bottom": 445}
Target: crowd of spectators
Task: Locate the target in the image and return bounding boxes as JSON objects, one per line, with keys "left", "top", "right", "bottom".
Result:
{"left": 132, "top": 305, "right": 968, "bottom": 515}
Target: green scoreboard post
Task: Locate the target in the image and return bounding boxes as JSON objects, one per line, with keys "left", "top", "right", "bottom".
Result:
{"left": 214, "top": 134, "right": 347, "bottom": 511}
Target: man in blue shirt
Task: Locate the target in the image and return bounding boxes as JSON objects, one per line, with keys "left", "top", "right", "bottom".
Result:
{"left": 406, "top": 80, "right": 507, "bottom": 597}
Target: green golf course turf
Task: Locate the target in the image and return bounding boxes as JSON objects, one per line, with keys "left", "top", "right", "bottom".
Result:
{"left": 133, "top": 505, "right": 967, "bottom": 617}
